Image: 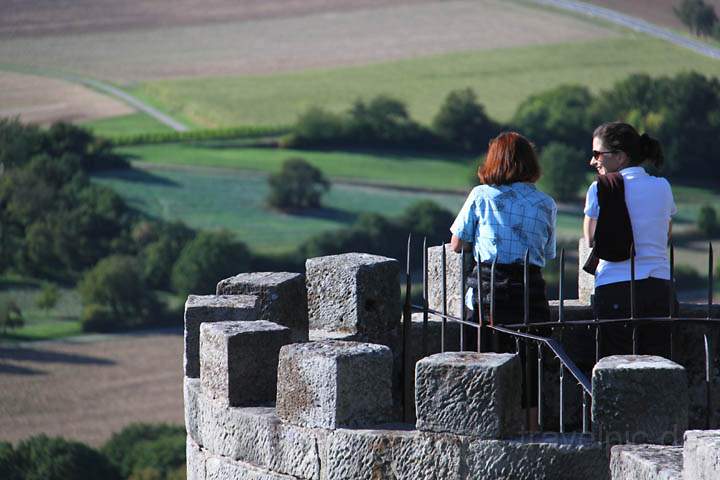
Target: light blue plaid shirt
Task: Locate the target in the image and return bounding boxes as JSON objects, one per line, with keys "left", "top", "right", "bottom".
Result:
{"left": 450, "top": 183, "right": 557, "bottom": 267}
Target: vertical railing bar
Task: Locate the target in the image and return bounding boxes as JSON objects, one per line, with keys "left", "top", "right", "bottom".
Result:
{"left": 537, "top": 343, "right": 544, "bottom": 432}
{"left": 441, "top": 243, "right": 447, "bottom": 353}
{"left": 525, "top": 341, "right": 532, "bottom": 432}
{"left": 670, "top": 242, "right": 676, "bottom": 361}
{"left": 402, "top": 233, "right": 412, "bottom": 423}
{"left": 630, "top": 243, "right": 637, "bottom": 355}
{"left": 490, "top": 258, "right": 496, "bottom": 327}
{"left": 558, "top": 248, "right": 565, "bottom": 324}
{"left": 595, "top": 326, "right": 601, "bottom": 364}
{"left": 704, "top": 333, "right": 711, "bottom": 429}
{"left": 559, "top": 364, "right": 565, "bottom": 433}
{"left": 708, "top": 242, "right": 714, "bottom": 320}
{"left": 524, "top": 248, "right": 530, "bottom": 327}
{"left": 477, "top": 262, "right": 483, "bottom": 353}
{"left": 460, "top": 247, "right": 466, "bottom": 351}
{"left": 422, "top": 237, "right": 429, "bottom": 358}
{"left": 582, "top": 390, "right": 588, "bottom": 434}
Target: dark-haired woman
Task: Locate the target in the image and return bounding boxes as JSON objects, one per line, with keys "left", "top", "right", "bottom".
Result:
{"left": 583, "top": 122, "right": 676, "bottom": 356}
{"left": 450, "top": 131, "right": 557, "bottom": 429}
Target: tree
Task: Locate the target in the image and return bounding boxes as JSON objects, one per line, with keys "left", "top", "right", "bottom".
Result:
{"left": 433, "top": 88, "right": 499, "bottom": 152}
{"left": 6, "top": 434, "right": 121, "bottom": 480}
{"left": 698, "top": 204, "right": 718, "bottom": 237}
{"left": 79, "top": 255, "right": 161, "bottom": 331}
{"left": 141, "top": 222, "right": 196, "bottom": 290}
{"left": 36, "top": 282, "right": 60, "bottom": 311}
{"left": 102, "top": 423, "right": 185, "bottom": 480}
{"left": 511, "top": 85, "right": 593, "bottom": 150}
{"left": 674, "top": 0, "right": 718, "bottom": 36}
{"left": 0, "top": 299, "right": 23, "bottom": 334}
{"left": 397, "top": 200, "right": 455, "bottom": 247}
{"left": 537, "top": 142, "right": 587, "bottom": 201}
{"left": 286, "top": 107, "right": 347, "bottom": 148}
{"left": 171, "top": 231, "right": 251, "bottom": 296}
{"left": 267, "top": 158, "right": 330, "bottom": 210}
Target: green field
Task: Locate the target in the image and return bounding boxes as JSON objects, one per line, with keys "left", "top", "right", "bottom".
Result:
{"left": 119, "top": 144, "right": 476, "bottom": 191}
{"left": 81, "top": 112, "right": 173, "bottom": 138}
{"left": 93, "top": 165, "right": 470, "bottom": 255}
{"left": 0, "top": 277, "right": 82, "bottom": 342}
{"left": 132, "top": 36, "right": 720, "bottom": 128}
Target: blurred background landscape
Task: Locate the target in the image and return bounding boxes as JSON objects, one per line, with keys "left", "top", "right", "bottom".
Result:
{"left": 1, "top": 1, "right": 719, "bottom": 478}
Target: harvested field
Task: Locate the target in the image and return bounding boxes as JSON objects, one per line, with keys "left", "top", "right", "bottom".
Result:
{"left": 0, "top": 0, "right": 616, "bottom": 83}
{"left": 0, "top": 71, "right": 134, "bottom": 125}
{"left": 585, "top": 0, "right": 720, "bottom": 31}
{"left": 0, "top": 330, "right": 184, "bottom": 447}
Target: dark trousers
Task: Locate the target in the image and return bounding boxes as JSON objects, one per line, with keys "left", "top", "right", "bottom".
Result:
{"left": 594, "top": 277, "right": 677, "bottom": 358}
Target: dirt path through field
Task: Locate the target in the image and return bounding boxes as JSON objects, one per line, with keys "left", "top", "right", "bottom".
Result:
{"left": 0, "top": 330, "right": 184, "bottom": 447}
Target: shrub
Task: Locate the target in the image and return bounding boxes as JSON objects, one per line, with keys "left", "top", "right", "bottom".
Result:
{"left": 698, "top": 204, "right": 718, "bottom": 237}
{"left": 79, "top": 255, "right": 161, "bottom": 331}
{"left": 267, "top": 158, "right": 330, "bottom": 210}
{"left": 9, "top": 434, "right": 120, "bottom": 480}
{"left": 102, "top": 423, "right": 185, "bottom": 480}
{"left": 36, "top": 282, "right": 60, "bottom": 311}
{"left": 171, "top": 231, "right": 251, "bottom": 296}
{"left": 286, "top": 107, "right": 347, "bottom": 148}
{"left": 397, "top": 200, "right": 455, "bottom": 247}
{"left": 537, "top": 142, "right": 587, "bottom": 201}
{"left": 432, "top": 88, "right": 499, "bottom": 152}
{"left": 0, "top": 299, "right": 23, "bottom": 334}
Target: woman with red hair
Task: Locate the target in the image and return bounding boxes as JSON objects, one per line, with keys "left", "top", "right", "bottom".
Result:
{"left": 450, "top": 132, "right": 556, "bottom": 428}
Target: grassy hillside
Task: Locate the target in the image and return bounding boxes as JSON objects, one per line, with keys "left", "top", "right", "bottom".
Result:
{"left": 81, "top": 112, "right": 172, "bottom": 138}
{"left": 131, "top": 36, "right": 720, "bottom": 128}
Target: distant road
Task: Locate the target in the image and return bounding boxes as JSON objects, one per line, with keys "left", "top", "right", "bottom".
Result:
{"left": 532, "top": 0, "right": 720, "bottom": 60}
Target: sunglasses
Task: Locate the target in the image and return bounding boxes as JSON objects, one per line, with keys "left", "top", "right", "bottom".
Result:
{"left": 591, "top": 150, "right": 618, "bottom": 160}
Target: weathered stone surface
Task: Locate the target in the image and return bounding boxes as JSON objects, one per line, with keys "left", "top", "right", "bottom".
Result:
{"left": 276, "top": 341, "right": 394, "bottom": 429}
{"left": 415, "top": 352, "right": 522, "bottom": 438}
{"left": 610, "top": 444, "right": 682, "bottom": 480}
{"left": 199, "top": 396, "right": 320, "bottom": 479}
{"left": 216, "top": 272, "right": 309, "bottom": 343}
{"left": 305, "top": 253, "right": 400, "bottom": 342}
{"left": 187, "top": 436, "right": 207, "bottom": 480}
{"left": 465, "top": 433, "right": 610, "bottom": 480}
{"left": 200, "top": 320, "right": 292, "bottom": 406}
{"left": 322, "top": 427, "right": 464, "bottom": 480}
{"left": 683, "top": 430, "right": 720, "bottom": 480}
{"left": 592, "top": 355, "right": 688, "bottom": 445}
{"left": 427, "top": 246, "right": 474, "bottom": 319}
{"left": 184, "top": 377, "right": 204, "bottom": 446}
{"left": 184, "top": 294, "right": 258, "bottom": 378}
{"left": 578, "top": 238, "right": 594, "bottom": 305}
{"left": 205, "top": 455, "right": 299, "bottom": 480}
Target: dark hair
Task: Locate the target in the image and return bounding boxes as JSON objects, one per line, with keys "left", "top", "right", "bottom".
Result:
{"left": 478, "top": 131, "right": 540, "bottom": 185}
{"left": 593, "top": 122, "right": 664, "bottom": 168}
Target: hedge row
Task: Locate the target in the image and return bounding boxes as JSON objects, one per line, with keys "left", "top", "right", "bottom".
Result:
{"left": 109, "top": 124, "right": 292, "bottom": 146}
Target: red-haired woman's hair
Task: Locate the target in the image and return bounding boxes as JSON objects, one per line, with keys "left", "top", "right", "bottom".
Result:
{"left": 477, "top": 132, "right": 541, "bottom": 185}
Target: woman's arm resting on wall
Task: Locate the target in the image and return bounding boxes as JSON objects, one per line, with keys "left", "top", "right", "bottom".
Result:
{"left": 583, "top": 215, "right": 597, "bottom": 247}
{"left": 450, "top": 234, "right": 464, "bottom": 253}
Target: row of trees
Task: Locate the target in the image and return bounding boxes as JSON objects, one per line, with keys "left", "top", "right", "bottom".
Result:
{"left": 0, "top": 119, "right": 253, "bottom": 333}
{"left": 285, "top": 71, "right": 720, "bottom": 190}
{"left": 0, "top": 423, "right": 185, "bottom": 480}
{"left": 675, "top": 0, "right": 720, "bottom": 39}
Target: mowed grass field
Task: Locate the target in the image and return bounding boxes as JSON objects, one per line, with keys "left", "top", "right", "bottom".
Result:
{"left": 131, "top": 36, "right": 720, "bottom": 128}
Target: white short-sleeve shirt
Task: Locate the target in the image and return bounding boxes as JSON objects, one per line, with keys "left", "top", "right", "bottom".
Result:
{"left": 584, "top": 166, "right": 677, "bottom": 288}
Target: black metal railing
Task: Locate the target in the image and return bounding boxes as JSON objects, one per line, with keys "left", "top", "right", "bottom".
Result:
{"left": 401, "top": 235, "right": 719, "bottom": 434}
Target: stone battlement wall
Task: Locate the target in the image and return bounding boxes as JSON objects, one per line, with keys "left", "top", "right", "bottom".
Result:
{"left": 183, "top": 250, "right": 719, "bottom": 480}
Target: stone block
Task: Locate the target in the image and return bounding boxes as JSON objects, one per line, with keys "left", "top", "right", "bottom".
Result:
{"left": 276, "top": 340, "right": 394, "bottom": 429}
{"left": 205, "top": 455, "right": 298, "bottom": 480}
{"left": 216, "top": 272, "right": 308, "bottom": 343}
{"left": 592, "top": 355, "right": 688, "bottom": 445}
{"left": 200, "top": 320, "right": 292, "bottom": 406}
{"left": 578, "top": 238, "right": 594, "bottom": 305}
{"left": 184, "top": 377, "right": 204, "bottom": 446}
{"left": 323, "top": 428, "right": 464, "bottom": 480}
{"left": 415, "top": 352, "right": 522, "bottom": 438}
{"left": 184, "top": 294, "right": 258, "bottom": 378}
{"left": 465, "top": 433, "right": 609, "bottom": 480}
{"left": 198, "top": 397, "right": 321, "bottom": 479}
{"left": 683, "top": 430, "right": 720, "bottom": 480}
{"left": 187, "top": 436, "right": 207, "bottom": 480}
{"left": 305, "top": 253, "right": 400, "bottom": 343}
{"left": 610, "top": 444, "right": 682, "bottom": 480}
{"left": 427, "top": 246, "right": 474, "bottom": 319}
